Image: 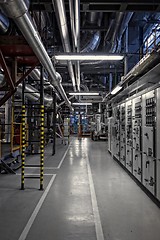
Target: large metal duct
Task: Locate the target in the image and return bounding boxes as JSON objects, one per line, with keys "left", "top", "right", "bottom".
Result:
{"left": 53, "top": 0, "right": 76, "bottom": 92}
{"left": 116, "top": 12, "right": 133, "bottom": 53}
{"left": 0, "top": 0, "right": 73, "bottom": 111}
{"left": 81, "top": 12, "right": 130, "bottom": 66}
{"left": 109, "top": 12, "right": 124, "bottom": 53}
{"left": 81, "top": 12, "right": 102, "bottom": 53}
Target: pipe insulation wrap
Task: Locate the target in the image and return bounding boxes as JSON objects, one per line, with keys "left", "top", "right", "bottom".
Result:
{"left": 0, "top": 0, "right": 72, "bottom": 110}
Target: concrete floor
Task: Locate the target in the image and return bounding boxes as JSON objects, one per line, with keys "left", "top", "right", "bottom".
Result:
{"left": 0, "top": 137, "right": 160, "bottom": 240}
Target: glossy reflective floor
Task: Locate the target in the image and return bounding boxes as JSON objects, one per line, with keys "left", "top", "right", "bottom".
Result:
{"left": 0, "top": 137, "right": 160, "bottom": 240}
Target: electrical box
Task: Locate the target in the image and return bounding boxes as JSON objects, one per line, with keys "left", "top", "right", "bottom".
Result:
{"left": 112, "top": 106, "right": 120, "bottom": 161}
{"left": 120, "top": 103, "right": 126, "bottom": 166}
{"left": 108, "top": 117, "right": 113, "bottom": 154}
{"left": 156, "top": 88, "right": 160, "bottom": 201}
{"left": 132, "top": 96, "right": 142, "bottom": 182}
{"left": 125, "top": 100, "right": 133, "bottom": 173}
{"left": 142, "top": 90, "right": 156, "bottom": 195}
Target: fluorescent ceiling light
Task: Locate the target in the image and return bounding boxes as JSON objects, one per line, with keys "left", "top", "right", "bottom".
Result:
{"left": 72, "top": 102, "right": 92, "bottom": 106}
{"left": 54, "top": 54, "right": 124, "bottom": 61}
{"left": 69, "top": 92, "right": 99, "bottom": 96}
{"left": 111, "top": 85, "right": 122, "bottom": 95}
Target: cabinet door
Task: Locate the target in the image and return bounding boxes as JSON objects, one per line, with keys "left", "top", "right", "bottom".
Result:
{"left": 142, "top": 126, "right": 156, "bottom": 195}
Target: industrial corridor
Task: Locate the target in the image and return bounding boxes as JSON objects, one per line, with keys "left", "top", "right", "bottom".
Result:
{"left": 0, "top": 138, "right": 160, "bottom": 240}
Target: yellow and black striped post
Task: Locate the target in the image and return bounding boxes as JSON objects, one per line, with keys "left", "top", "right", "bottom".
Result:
{"left": 21, "top": 105, "right": 26, "bottom": 190}
{"left": 40, "top": 105, "right": 45, "bottom": 190}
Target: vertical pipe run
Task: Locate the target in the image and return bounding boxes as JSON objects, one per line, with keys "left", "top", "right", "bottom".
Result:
{"left": 52, "top": 91, "right": 56, "bottom": 156}
{"left": 21, "top": 78, "right": 26, "bottom": 190}
{"left": 40, "top": 65, "right": 44, "bottom": 190}
{"left": 124, "top": 26, "right": 129, "bottom": 75}
{"left": 139, "top": 26, "right": 144, "bottom": 60}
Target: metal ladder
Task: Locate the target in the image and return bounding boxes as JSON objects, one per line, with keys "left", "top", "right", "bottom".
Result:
{"left": 21, "top": 66, "right": 44, "bottom": 190}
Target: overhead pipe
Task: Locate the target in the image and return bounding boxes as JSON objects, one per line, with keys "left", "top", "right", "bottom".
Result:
{"left": 29, "top": 68, "right": 61, "bottom": 100}
{"left": 17, "top": 83, "right": 53, "bottom": 107}
{"left": 0, "top": 0, "right": 73, "bottom": 111}
{"left": 75, "top": 0, "right": 80, "bottom": 91}
{"left": 57, "top": 95, "right": 74, "bottom": 109}
{"left": 0, "top": 10, "right": 9, "bottom": 34}
{"left": 69, "top": 0, "right": 81, "bottom": 91}
{"left": 69, "top": 0, "right": 76, "bottom": 51}
{"left": 62, "top": 82, "right": 89, "bottom": 92}
{"left": 53, "top": 0, "right": 76, "bottom": 92}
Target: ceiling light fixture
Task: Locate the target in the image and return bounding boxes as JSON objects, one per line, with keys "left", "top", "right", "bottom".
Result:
{"left": 54, "top": 54, "right": 124, "bottom": 61}
{"left": 111, "top": 85, "right": 122, "bottom": 95}
{"left": 72, "top": 102, "right": 92, "bottom": 106}
{"left": 69, "top": 92, "right": 99, "bottom": 96}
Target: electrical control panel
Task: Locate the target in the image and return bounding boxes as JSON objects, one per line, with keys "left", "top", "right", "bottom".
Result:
{"left": 132, "top": 97, "right": 142, "bottom": 182}
{"left": 142, "top": 90, "right": 156, "bottom": 195}
{"left": 112, "top": 106, "right": 120, "bottom": 160}
{"left": 126, "top": 100, "right": 133, "bottom": 173}
{"left": 120, "top": 103, "right": 126, "bottom": 166}
{"left": 107, "top": 86, "right": 160, "bottom": 203}
{"left": 108, "top": 117, "right": 113, "bottom": 154}
{"left": 156, "top": 88, "right": 160, "bottom": 201}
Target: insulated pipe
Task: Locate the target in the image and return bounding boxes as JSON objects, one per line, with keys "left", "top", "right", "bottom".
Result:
{"left": 75, "top": 0, "right": 80, "bottom": 91}
{"left": 29, "top": 68, "right": 61, "bottom": 100}
{"left": 30, "top": 68, "right": 54, "bottom": 91}
{"left": 62, "top": 82, "right": 89, "bottom": 92}
{"left": 57, "top": 95, "right": 74, "bottom": 109}
{"left": 0, "top": 0, "right": 72, "bottom": 111}
{"left": 0, "top": 11, "right": 9, "bottom": 34}
{"left": 53, "top": 0, "right": 76, "bottom": 92}
{"left": 17, "top": 83, "right": 53, "bottom": 107}
{"left": 69, "top": 0, "right": 80, "bottom": 91}
{"left": 69, "top": 0, "right": 76, "bottom": 50}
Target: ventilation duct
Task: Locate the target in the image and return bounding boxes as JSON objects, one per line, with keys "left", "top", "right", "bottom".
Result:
{"left": 0, "top": 0, "right": 73, "bottom": 111}
{"left": 81, "top": 12, "right": 103, "bottom": 53}
{"left": 81, "top": 12, "right": 131, "bottom": 66}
